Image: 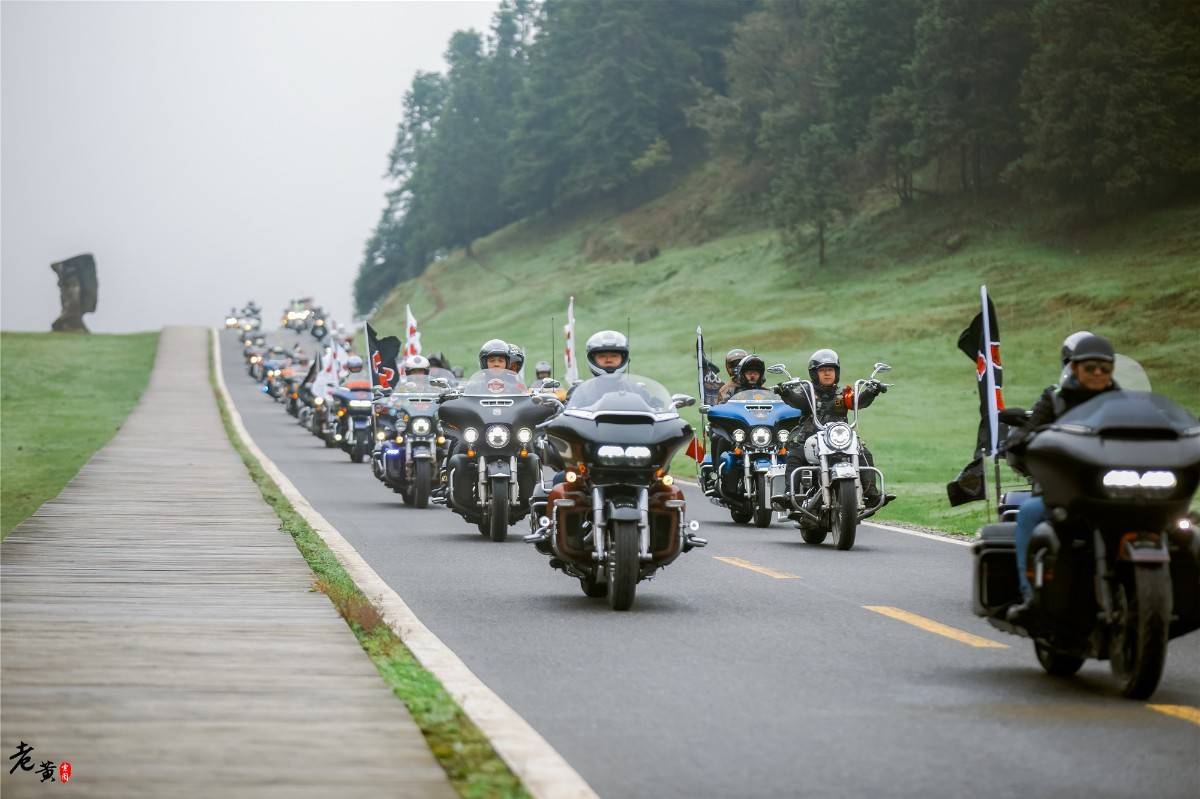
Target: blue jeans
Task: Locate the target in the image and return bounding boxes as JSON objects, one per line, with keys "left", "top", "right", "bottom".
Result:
{"left": 1014, "top": 497, "right": 1046, "bottom": 601}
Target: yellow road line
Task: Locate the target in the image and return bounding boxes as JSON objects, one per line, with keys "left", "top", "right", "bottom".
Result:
{"left": 863, "top": 605, "right": 1009, "bottom": 649}
{"left": 713, "top": 556, "right": 800, "bottom": 580}
{"left": 1147, "top": 704, "right": 1200, "bottom": 726}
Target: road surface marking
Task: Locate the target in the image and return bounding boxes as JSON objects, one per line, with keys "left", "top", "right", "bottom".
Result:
{"left": 1147, "top": 704, "right": 1200, "bottom": 726}
{"left": 863, "top": 605, "right": 1009, "bottom": 649}
{"left": 212, "top": 329, "right": 599, "bottom": 799}
{"left": 863, "top": 521, "right": 973, "bottom": 547}
{"left": 713, "top": 556, "right": 800, "bottom": 579}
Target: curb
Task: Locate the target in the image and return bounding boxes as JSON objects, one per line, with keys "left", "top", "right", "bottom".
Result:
{"left": 211, "top": 329, "right": 598, "bottom": 799}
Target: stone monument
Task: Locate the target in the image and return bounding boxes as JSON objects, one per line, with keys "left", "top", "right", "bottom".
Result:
{"left": 50, "top": 253, "right": 98, "bottom": 332}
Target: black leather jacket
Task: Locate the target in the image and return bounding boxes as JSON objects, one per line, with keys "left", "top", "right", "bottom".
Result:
{"left": 776, "top": 381, "right": 881, "bottom": 442}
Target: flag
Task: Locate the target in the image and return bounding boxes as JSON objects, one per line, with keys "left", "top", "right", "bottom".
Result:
{"left": 366, "top": 323, "right": 401, "bottom": 389}
{"left": 563, "top": 296, "right": 578, "bottom": 384}
{"left": 312, "top": 346, "right": 339, "bottom": 399}
{"left": 404, "top": 304, "right": 421, "bottom": 358}
{"left": 696, "top": 327, "right": 722, "bottom": 406}
{"left": 947, "top": 287, "right": 1006, "bottom": 506}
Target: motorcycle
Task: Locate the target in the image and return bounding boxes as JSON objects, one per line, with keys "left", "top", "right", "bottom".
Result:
{"left": 972, "top": 358, "right": 1200, "bottom": 699}
{"left": 329, "top": 381, "right": 375, "bottom": 463}
{"left": 438, "top": 368, "right": 553, "bottom": 541}
{"left": 525, "top": 374, "right": 706, "bottom": 611}
{"left": 371, "top": 376, "right": 446, "bottom": 508}
{"left": 700, "top": 388, "right": 802, "bottom": 527}
{"left": 767, "top": 362, "right": 893, "bottom": 550}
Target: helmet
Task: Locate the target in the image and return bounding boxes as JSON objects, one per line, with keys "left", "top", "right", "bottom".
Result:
{"left": 507, "top": 344, "right": 525, "bottom": 371}
{"left": 807, "top": 348, "right": 840, "bottom": 383}
{"left": 535, "top": 360, "right": 552, "bottom": 377}
{"left": 479, "top": 338, "right": 510, "bottom": 370}
{"left": 735, "top": 354, "right": 766, "bottom": 389}
{"left": 725, "top": 348, "right": 748, "bottom": 375}
{"left": 586, "top": 330, "right": 630, "bottom": 376}
{"left": 1068, "top": 334, "right": 1115, "bottom": 364}
{"left": 1060, "top": 330, "right": 1095, "bottom": 366}
{"left": 403, "top": 354, "right": 430, "bottom": 374}
{"left": 346, "top": 355, "right": 364, "bottom": 373}
{"left": 270, "top": 345, "right": 286, "bottom": 356}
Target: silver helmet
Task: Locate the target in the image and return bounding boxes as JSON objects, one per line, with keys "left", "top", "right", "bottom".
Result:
{"left": 585, "top": 330, "right": 630, "bottom": 376}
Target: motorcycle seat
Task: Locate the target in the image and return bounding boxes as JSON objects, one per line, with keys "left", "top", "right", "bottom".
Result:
{"left": 980, "top": 522, "right": 1017, "bottom": 543}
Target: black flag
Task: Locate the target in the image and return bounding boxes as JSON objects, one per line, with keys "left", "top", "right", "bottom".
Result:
{"left": 365, "top": 323, "right": 401, "bottom": 390}
{"left": 947, "top": 294, "right": 1005, "bottom": 506}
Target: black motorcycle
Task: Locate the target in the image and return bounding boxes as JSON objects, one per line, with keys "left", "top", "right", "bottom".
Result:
{"left": 525, "top": 374, "right": 706, "bottom": 610}
{"left": 329, "top": 383, "right": 375, "bottom": 463}
{"left": 973, "top": 373, "right": 1200, "bottom": 699}
{"left": 438, "top": 369, "right": 553, "bottom": 541}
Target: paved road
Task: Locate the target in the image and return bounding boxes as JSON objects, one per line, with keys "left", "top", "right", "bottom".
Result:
{"left": 223, "top": 330, "right": 1200, "bottom": 799}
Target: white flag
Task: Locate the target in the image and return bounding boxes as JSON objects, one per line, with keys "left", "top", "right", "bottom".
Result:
{"left": 563, "top": 296, "right": 578, "bottom": 384}
{"left": 404, "top": 304, "right": 422, "bottom": 358}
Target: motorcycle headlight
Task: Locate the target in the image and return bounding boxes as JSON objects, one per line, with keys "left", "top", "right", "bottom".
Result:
{"left": 750, "top": 427, "right": 772, "bottom": 448}
{"left": 1102, "top": 469, "right": 1177, "bottom": 498}
{"left": 826, "top": 423, "right": 854, "bottom": 451}
{"left": 485, "top": 425, "right": 510, "bottom": 448}
{"left": 349, "top": 400, "right": 373, "bottom": 409}
{"left": 410, "top": 417, "right": 432, "bottom": 436}
{"left": 732, "top": 429, "right": 746, "bottom": 443}
{"left": 778, "top": 428, "right": 791, "bottom": 443}
{"left": 595, "top": 445, "right": 653, "bottom": 465}
{"left": 463, "top": 427, "right": 479, "bottom": 444}
{"left": 313, "top": 396, "right": 323, "bottom": 406}
{"left": 376, "top": 431, "right": 387, "bottom": 441}
{"left": 517, "top": 427, "right": 533, "bottom": 444}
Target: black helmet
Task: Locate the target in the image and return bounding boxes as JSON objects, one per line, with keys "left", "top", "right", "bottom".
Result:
{"left": 1068, "top": 334, "right": 1115, "bottom": 364}
{"left": 1060, "top": 330, "right": 1095, "bottom": 366}
{"left": 586, "top": 330, "right": 629, "bottom": 376}
{"left": 735, "top": 354, "right": 766, "bottom": 389}
{"left": 479, "top": 338, "right": 510, "bottom": 370}
{"left": 535, "top": 360, "right": 552, "bottom": 377}
{"left": 507, "top": 344, "right": 525, "bottom": 371}
{"left": 808, "top": 348, "right": 840, "bottom": 383}
{"left": 725, "top": 347, "right": 748, "bottom": 375}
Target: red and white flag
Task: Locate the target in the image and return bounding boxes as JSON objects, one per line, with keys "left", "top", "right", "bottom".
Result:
{"left": 563, "top": 296, "right": 578, "bottom": 384}
{"left": 404, "top": 304, "right": 422, "bottom": 358}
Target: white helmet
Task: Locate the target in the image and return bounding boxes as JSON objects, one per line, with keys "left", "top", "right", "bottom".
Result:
{"left": 346, "top": 355, "right": 364, "bottom": 373}
{"left": 585, "top": 330, "right": 629, "bottom": 376}
{"left": 403, "top": 354, "right": 430, "bottom": 374}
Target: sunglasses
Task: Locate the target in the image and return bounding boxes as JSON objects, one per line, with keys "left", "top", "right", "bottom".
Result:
{"left": 1077, "top": 361, "right": 1113, "bottom": 375}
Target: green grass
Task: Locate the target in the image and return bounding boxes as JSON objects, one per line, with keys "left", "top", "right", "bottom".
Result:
{"left": 1, "top": 331, "right": 159, "bottom": 538}
{"left": 208, "top": 344, "right": 529, "bottom": 799}
{"left": 371, "top": 179, "right": 1200, "bottom": 536}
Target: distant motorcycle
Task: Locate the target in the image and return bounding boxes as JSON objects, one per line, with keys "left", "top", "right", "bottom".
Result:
{"left": 701, "top": 388, "right": 801, "bottom": 527}
{"left": 525, "top": 374, "right": 706, "bottom": 610}
{"left": 371, "top": 376, "right": 445, "bottom": 508}
{"left": 973, "top": 359, "right": 1200, "bottom": 699}
{"left": 768, "top": 362, "right": 893, "bottom": 550}
{"left": 439, "top": 369, "right": 553, "bottom": 541}
{"left": 329, "top": 382, "right": 375, "bottom": 463}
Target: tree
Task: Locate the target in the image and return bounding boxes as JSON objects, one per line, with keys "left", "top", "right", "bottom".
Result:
{"left": 770, "top": 123, "right": 853, "bottom": 265}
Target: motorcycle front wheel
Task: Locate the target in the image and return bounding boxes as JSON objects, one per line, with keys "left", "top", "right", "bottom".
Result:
{"left": 1035, "top": 641, "right": 1085, "bottom": 677}
{"left": 489, "top": 478, "right": 509, "bottom": 542}
{"left": 753, "top": 474, "right": 772, "bottom": 528}
{"left": 412, "top": 460, "right": 432, "bottom": 509}
{"left": 832, "top": 480, "right": 857, "bottom": 551}
{"left": 580, "top": 572, "right": 607, "bottom": 598}
{"left": 800, "top": 528, "right": 828, "bottom": 545}
{"left": 729, "top": 507, "right": 753, "bottom": 525}
{"left": 1110, "top": 565, "right": 1171, "bottom": 699}
{"left": 607, "top": 520, "right": 639, "bottom": 611}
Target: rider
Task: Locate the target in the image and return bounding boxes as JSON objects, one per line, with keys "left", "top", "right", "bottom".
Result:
{"left": 1058, "top": 330, "right": 1094, "bottom": 385}
{"left": 716, "top": 348, "right": 748, "bottom": 405}
{"left": 585, "top": 330, "right": 630, "bottom": 377}
{"left": 775, "top": 348, "right": 890, "bottom": 514}
{"left": 534, "top": 360, "right": 552, "bottom": 381}
{"left": 479, "top": 339, "right": 511, "bottom": 371}
{"left": 717, "top": 354, "right": 766, "bottom": 403}
{"left": 402, "top": 354, "right": 430, "bottom": 377}
{"left": 1007, "top": 334, "right": 1120, "bottom": 616}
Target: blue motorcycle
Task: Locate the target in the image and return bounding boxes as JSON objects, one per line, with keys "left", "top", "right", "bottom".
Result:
{"left": 371, "top": 373, "right": 450, "bottom": 509}
{"left": 700, "top": 389, "right": 802, "bottom": 527}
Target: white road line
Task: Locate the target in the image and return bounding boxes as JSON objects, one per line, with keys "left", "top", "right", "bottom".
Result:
{"left": 211, "top": 329, "right": 598, "bottom": 799}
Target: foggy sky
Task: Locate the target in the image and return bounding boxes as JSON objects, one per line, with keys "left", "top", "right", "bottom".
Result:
{"left": 1, "top": 1, "right": 498, "bottom": 333}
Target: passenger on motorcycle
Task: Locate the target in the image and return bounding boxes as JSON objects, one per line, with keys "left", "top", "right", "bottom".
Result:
{"left": 1007, "top": 334, "right": 1121, "bottom": 612}
{"left": 402, "top": 354, "right": 430, "bottom": 377}
{"left": 716, "top": 348, "right": 748, "bottom": 406}
{"left": 507, "top": 344, "right": 525, "bottom": 375}
{"left": 776, "top": 348, "right": 890, "bottom": 513}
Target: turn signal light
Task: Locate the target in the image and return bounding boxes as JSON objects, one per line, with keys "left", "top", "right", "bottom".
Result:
{"left": 565, "top": 471, "right": 578, "bottom": 483}
{"left": 467, "top": 449, "right": 476, "bottom": 458}
{"left": 780, "top": 448, "right": 788, "bottom": 456}
{"left": 661, "top": 475, "right": 674, "bottom": 487}
{"left": 520, "top": 449, "right": 528, "bottom": 458}
{"left": 336, "top": 408, "right": 346, "bottom": 417}
{"left": 733, "top": 448, "right": 743, "bottom": 456}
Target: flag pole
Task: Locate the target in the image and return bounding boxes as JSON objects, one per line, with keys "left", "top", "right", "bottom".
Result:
{"left": 550, "top": 315, "right": 556, "bottom": 380}
{"left": 363, "top": 320, "right": 377, "bottom": 440}
{"left": 980, "top": 285, "right": 1001, "bottom": 512}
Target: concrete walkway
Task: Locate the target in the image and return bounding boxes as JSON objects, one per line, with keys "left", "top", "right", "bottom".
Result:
{"left": 1, "top": 326, "right": 455, "bottom": 798}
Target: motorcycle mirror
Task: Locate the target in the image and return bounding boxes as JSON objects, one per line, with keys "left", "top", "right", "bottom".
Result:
{"left": 429, "top": 377, "right": 450, "bottom": 389}
{"left": 541, "top": 379, "right": 562, "bottom": 389}
{"left": 873, "top": 362, "right": 892, "bottom": 373}
{"left": 672, "top": 394, "right": 696, "bottom": 409}
{"left": 767, "top": 364, "right": 787, "bottom": 373}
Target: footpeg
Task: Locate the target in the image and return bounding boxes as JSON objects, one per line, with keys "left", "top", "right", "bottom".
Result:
{"left": 683, "top": 535, "right": 708, "bottom": 551}
{"left": 523, "top": 531, "right": 548, "bottom": 544}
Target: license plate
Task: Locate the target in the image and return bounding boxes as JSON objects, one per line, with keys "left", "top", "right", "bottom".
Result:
{"left": 766, "top": 465, "right": 786, "bottom": 478}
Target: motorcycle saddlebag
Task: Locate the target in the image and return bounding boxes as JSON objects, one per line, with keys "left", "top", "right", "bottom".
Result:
{"left": 973, "top": 523, "right": 1021, "bottom": 616}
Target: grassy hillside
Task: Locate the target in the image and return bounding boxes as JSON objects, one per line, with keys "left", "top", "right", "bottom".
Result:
{"left": 1, "top": 332, "right": 159, "bottom": 537}
{"left": 370, "top": 167, "right": 1200, "bottom": 535}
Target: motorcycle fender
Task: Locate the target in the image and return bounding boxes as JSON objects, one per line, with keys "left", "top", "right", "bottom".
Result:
{"left": 606, "top": 503, "right": 642, "bottom": 523}
{"left": 352, "top": 417, "right": 371, "bottom": 429}
{"left": 830, "top": 461, "right": 856, "bottom": 480}
{"left": 485, "top": 459, "right": 511, "bottom": 479}
{"left": 1121, "top": 542, "right": 1170, "bottom": 564}
{"left": 410, "top": 445, "right": 433, "bottom": 460}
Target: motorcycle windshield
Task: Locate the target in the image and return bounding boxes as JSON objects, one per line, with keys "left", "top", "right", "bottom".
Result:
{"left": 393, "top": 375, "right": 442, "bottom": 397}
{"left": 461, "top": 368, "right": 527, "bottom": 396}
{"left": 566, "top": 374, "right": 677, "bottom": 416}
{"left": 1058, "top": 353, "right": 1152, "bottom": 393}
{"left": 1056, "top": 390, "right": 1198, "bottom": 435}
